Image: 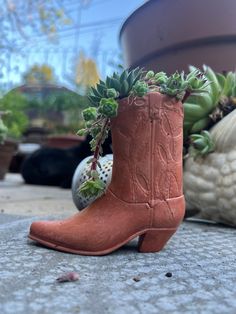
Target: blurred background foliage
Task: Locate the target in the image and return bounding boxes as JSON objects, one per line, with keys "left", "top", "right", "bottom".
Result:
{"left": 0, "top": 0, "right": 136, "bottom": 139}
{"left": 0, "top": 91, "right": 29, "bottom": 138}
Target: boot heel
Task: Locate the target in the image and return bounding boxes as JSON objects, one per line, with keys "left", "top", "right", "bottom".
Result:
{"left": 138, "top": 229, "right": 176, "bottom": 253}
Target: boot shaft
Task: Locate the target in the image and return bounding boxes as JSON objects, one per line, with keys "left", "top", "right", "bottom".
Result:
{"left": 109, "top": 92, "right": 184, "bottom": 205}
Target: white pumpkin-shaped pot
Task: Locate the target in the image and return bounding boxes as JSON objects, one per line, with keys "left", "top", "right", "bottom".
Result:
{"left": 72, "top": 154, "right": 113, "bottom": 210}
{"left": 184, "top": 109, "right": 236, "bottom": 226}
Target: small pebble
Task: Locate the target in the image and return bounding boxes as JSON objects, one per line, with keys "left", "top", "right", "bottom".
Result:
{"left": 56, "top": 272, "right": 79, "bottom": 283}
{"left": 165, "top": 272, "right": 172, "bottom": 278}
{"left": 133, "top": 276, "right": 141, "bottom": 282}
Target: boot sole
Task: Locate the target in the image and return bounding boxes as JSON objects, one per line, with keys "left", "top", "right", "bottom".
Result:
{"left": 28, "top": 227, "right": 177, "bottom": 256}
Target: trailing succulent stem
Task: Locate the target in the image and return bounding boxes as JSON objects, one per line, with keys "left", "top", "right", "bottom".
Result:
{"left": 78, "top": 67, "right": 209, "bottom": 198}
{"left": 77, "top": 118, "right": 109, "bottom": 198}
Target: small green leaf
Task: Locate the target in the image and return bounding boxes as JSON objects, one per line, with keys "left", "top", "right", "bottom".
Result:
{"left": 79, "top": 178, "right": 106, "bottom": 198}
{"left": 97, "top": 84, "right": 106, "bottom": 97}
{"left": 88, "top": 95, "right": 100, "bottom": 105}
{"left": 189, "top": 130, "right": 215, "bottom": 158}
{"left": 120, "top": 81, "right": 129, "bottom": 97}
{"left": 112, "top": 72, "right": 120, "bottom": 80}
{"left": 127, "top": 71, "right": 134, "bottom": 87}
{"left": 120, "top": 70, "right": 128, "bottom": 82}
{"left": 146, "top": 71, "right": 155, "bottom": 79}
{"left": 99, "top": 79, "right": 106, "bottom": 86}
{"left": 91, "top": 170, "right": 99, "bottom": 179}
{"left": 109, "top": 77, "right": 121, "bottom": 92}
{"left": 90, "top": 86, "right": 101, "bottom": 98}
{"left": 77, "top": 128, "right": 87, "bottom": 136}
{"left": 132, "top": 81, "right": 148, "bottom": 97}
{"left": 82, "top": 107, "right": 97, "bottom": 121}
{"left": 106, "top": 88, "right": 119, "bottom": 98}
{"left": 98, "top": 98, "right": 118, "bottom": 118}
{"left": 106, "top": 76, "right": 112, "bottom": 88}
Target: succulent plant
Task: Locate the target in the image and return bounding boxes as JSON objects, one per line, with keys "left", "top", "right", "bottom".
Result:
{"left": 183, "top": 65, "right": 236, "bottom": 141}
{"left": 132, "top": 81, "right": 149, "bottom": 97}
{"left": 78, "top": 67, "right": 209, "bottom": 198}
{"left": 82, "top": 107, "right": 97, "bottom": 121}
{"left": 189, "top": 130, "right": 215, "bottom": 158}
{"left": 154, "top": 72, "right": 168, "bottom": 84}
{"left": 184, "top": 109, "right": 236, "bottom": 226}
{"left": 209, "top": 71, "right": 236, "bottom": 123}
{"left": 98, "top": 98, "right": 118, "bottom": 117}
{"left": 0, "top": 91, "right": 29, "bottom": 139}
{"left": 88, "top": 68, "right": 143, "bottom": 106}
{"left": 79, "top": 177, "right": 106, "bottom": 198}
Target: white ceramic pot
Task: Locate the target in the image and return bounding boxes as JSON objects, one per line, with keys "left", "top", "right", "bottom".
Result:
{"left": 184, "top": 109, "right": 236, "bottom": 226}
{"left": 72, "top": 154, "right": 113, "bottom": 210}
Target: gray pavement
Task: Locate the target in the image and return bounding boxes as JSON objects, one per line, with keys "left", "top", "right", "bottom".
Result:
{"left": 0, "top": 174, "right": 76, "bottom": 216}
{"left": 1, "top": 175, "right": 236, "bottom": 313}
{"left": 0, "top": 212, "right": 236, "bottom": 314}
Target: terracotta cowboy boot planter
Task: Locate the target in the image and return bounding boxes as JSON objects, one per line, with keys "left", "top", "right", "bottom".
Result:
{"left": 28, "top": 69, "right": 208, "bottom": 255}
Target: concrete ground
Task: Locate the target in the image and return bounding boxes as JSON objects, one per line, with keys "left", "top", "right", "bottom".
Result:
{"left": 0, "top": 174, "right": 236, "bottom": 314}
{"left": 0, "top": 174, "right": 76, "bottom": 216}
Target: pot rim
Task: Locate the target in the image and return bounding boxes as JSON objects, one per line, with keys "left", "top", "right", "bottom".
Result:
{"left": 119, "top": 0, "right": 152, "bottom": 43}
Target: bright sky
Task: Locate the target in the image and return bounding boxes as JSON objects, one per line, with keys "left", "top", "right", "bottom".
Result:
{"left": 77, "top": 0, "right": 144, "bottom": 53}
{"left": 4, "top": 0, "right": 145, "bottom": 89}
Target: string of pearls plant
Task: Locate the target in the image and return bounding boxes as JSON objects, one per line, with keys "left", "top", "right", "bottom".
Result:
{"left": 77, "top": 67, "right": 210, "bottom": 198}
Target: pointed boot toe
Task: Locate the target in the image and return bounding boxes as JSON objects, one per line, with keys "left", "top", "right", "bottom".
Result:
{"left": 29, "top": 221, "right": 48, "bottom": 238}
{"left": 29, "top": 220, "right": 64, "bottom": 249}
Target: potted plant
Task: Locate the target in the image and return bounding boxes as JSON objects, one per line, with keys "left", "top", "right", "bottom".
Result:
{"left": 20, "top": 86, "right": 88, "bottom": 148}
{"left": 183, "top": 67, "right": 236, "bottom": 226}
{"left": 28, "top": 67, "right": 208, "bottom": 256}
{"left": 72, "top": 65, "right": 236, "bottom": 228}
{"left": 120, "top": 0, "right": 236, "bottom": 73}
{"left": 0, "top": 91, "right": 29, "bottom": 179}
{"left": 41, "top": 89, "right": 88, "bottom": 148}
{"left": 0, "top": 112, "right": 8, "bottom": 144}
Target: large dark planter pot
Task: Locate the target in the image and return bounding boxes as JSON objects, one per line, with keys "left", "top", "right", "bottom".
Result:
{"left": 120, "top": 0, "right": 236, "bottom": 73}
{"left": 44, "top": 135, "right": 84, "bottom": 149}
{"left": 0, "top": 139, "right": 18, "bottom": 180}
